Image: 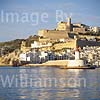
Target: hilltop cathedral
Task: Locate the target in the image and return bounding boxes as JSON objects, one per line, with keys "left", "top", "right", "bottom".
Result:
{"left": 38, "top": 17, "right": 88, "bottom": 40}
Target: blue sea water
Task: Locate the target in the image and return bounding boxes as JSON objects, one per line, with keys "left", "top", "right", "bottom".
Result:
{"left": 0, "top": 67, "right": 100, "bottom": 100}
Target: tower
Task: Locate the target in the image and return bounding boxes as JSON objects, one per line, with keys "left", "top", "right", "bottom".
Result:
{"left": 67, "top": 16, "right": 71, "bottom": 27}
{"left": 67, "top": 16, "right": 71, "bottom": 32}
{"left": 75, "top": 50, "right": 80, "bottom": 60}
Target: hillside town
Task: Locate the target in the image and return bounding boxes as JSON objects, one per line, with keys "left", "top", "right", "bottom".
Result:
{"left": 0, "top": 17, "right": 100, "bottom": 67}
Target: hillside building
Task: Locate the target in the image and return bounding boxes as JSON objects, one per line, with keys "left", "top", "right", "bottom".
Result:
{"left": 38, "top": 17, "right": 88, "bottom": 40}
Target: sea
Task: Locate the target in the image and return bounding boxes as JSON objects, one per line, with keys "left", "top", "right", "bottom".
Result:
{"left": 0, "top": 66, "right": 100, "bottom": 100}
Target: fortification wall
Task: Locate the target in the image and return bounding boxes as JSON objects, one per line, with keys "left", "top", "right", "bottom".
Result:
{"left": 77, "top": 40, "right": 100, "bottom": 47}
{"left": 79, "top": 35, "right": 100, "bottom": 39}
{"left": 38, "top": 30, "right": 68, "bottom": 39}
{"left": 53, "top": 40, "right": 76, "bottom": 50}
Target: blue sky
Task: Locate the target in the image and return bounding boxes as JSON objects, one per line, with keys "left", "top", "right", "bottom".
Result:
{"left": 0, "top": 0, "right": 100, "bottom": 42}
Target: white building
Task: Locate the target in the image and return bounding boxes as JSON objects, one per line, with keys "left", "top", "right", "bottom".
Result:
{"left": 19, "top": 53, "right": 27, "bottom": 61}
{"left": 19, "top": 51, "right": 39, "bottom": 63}
{"left": 67, "top": 50, "right": 85, "bottom": 67}
{"left": 31, "top": 41, "right": 52, "bottom": 48}
{"left": 92, "top": 27, "right": 100, "bottom": 32}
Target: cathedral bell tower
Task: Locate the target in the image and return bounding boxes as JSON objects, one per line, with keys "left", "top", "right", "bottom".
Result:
{"left": 67, "top": 17, "right": 71, "bottom": 31}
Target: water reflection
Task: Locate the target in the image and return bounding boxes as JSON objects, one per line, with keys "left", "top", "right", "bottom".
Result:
{"left": 0, "top": 67, "right": 100, "bottom": 100}
{"left": 16, "top": 67, "right": 82, "bottom": 99}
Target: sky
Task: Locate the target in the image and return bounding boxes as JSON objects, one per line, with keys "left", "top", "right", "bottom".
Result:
{"left": 0, "top": 0, "right": 100, "bottom": 42}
